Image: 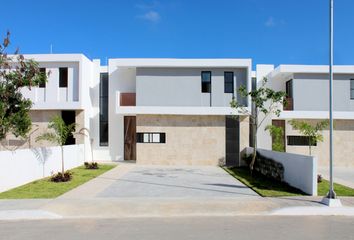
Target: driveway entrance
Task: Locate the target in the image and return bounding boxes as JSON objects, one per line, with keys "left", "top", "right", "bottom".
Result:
{"left": 97, "top": 166, "right": 259, "bottom": 198}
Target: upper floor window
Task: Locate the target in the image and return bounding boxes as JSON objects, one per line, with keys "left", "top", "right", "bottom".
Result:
{"left": 201, "top": 71, "right": 211, "bottom": 93}
{"left": 59, "top": 67, "right": 68, "bottom": 88}
{"left": 39, "top": 68, "right": 46, "bottom": 88}
{"left": 224, "top": 72, "right": 234, "bottom": 93}
{"left": 351, "top": 79, "right": 354, "bottom": 100}
{"left": 286, "top": 79, "right": 293, "bottom": 98}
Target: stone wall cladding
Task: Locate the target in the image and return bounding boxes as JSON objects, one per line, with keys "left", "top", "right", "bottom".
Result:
{"left": 285, "top": 119, "right": 354, "bottom": 167}
{"left": 239, "top": 116, "right": 250, "bottom": 154}
{"left": 254, "top": 153, "right": 284, "bottom": 182}
{"left": 136, "top": 114, "right": 226, "bottom": 166}
{"left": 0, "top": 110, "right": 61, "bottom": 151}
{"left": 0, "top": 110, "right": 85, "bottom": 151}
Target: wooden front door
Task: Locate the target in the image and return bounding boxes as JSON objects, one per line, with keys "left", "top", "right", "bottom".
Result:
{"left": 124, "top": 116, "right": 136, "bottom": 160}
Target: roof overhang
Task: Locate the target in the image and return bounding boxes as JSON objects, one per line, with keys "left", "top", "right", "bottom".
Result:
{"left": 269, "top": 65, "right": 354, "bottom": 79}
{"left": 116, "top": 106, "right": 251, "bottom": 116}
{"left": 109, "top": 58, "right": 252, "bottom": 68}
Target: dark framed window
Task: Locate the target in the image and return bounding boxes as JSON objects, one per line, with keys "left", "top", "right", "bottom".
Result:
{"left": 99, "top": 73, "right": 109, "bottom": 146}
{"left": 287, "top": 136, "right": 316, "bottom": 146}
{"left": 201, "top": 71, "right": 211, "bottom": 93}
{"left": 286, "top": 79, "right": 293, "bottom": 98}
{"left": 59, "top": 67, "right": 68, "bottom": 88}
{"left": 351, "top": 79, "right": 354, "bottom": 100}
{"left": 61, "top": 110, "right": 76, "bottom": 145}
{"left": 39, "top": 68, "right": 46, "bottom": 88}
{"left": 137, "top": 133, "right": 166, "bottom": 143}
{"left": 224, "top": 72, "right": 234, "bottom": 93}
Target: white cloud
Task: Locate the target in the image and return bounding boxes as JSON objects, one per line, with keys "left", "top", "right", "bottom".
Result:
{"left": 138, "top": 10, "right": 161, "bottom": 23}
{"left": 265, "top": 17, "right": 276, "bottom": 27}
{"left": 265, "top": 17, "right": 286, "bottom": 28}
{"left": 135, "top": 1, "right": 159, "bottom": 10}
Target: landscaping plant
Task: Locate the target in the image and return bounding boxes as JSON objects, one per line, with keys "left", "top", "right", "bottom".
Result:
{"left": 230, "top": 77, "right": 286, "bottom": 173}
{"left": 0, "top": 31, "right": 47, "bottom": 141}
{"left": 36, "top": 115, "right": 76, "bottom": 182}
{"left": 265, "top": 125, "right": 285, "bottom": 152}
{"left": 289, "top": 119, "right": 328, "bottom": 155}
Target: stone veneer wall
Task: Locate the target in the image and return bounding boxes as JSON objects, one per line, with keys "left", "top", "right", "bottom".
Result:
{"left": 0, "top": 110, "right": 84, "bottom": 151}
{"left": 136, "top": 114, "right": 226, "bottom": 166}
{"left": 285, "top": 119, "right": 354, "bottom": 167}
{"left": 239, "top": 116, "right": 250, "bottom": 156}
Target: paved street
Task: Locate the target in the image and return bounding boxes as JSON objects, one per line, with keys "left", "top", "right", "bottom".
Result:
{"left": 1, "top": 216, "right": 353, "bottom": 240}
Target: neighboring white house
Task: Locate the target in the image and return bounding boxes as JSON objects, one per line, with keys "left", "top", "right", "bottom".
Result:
{"left": 257, "top": 64, "right": 354, "bottom": 167}
{"left": 2, "top": 54, "right": 353, "bottom": 167}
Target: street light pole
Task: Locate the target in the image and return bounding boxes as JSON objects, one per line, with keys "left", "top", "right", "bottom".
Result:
{"left": 328, "top": 0, "right": 335, "bottom": 200}
{"left": 322, "top": 0, "right": 341, "bottom": 207}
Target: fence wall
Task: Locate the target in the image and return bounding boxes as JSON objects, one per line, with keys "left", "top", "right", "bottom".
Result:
{"left": 0, "top": 144, "right": 85, "bottom": 193}
{"left": 245, "top": 147, "right": 317, "bottom": 195}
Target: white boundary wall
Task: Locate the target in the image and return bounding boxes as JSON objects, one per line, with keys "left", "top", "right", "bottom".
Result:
{"left": 0, "top": 144, "right": 85, "bottom": 193}
{"left": 245, "top": 147, "right": 317, "bottom": 196}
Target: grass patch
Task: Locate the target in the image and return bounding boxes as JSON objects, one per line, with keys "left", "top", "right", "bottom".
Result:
{"left": 224, "top": 167, "right": 305, "bottom": 197}
{"left": 0, "top": 164, "right": 116, "bottom": 199}
{"left": 318, "top": 179, "right": 354, "bottom": 197}
{"left": 225, "top": 167, "right": 354, "bottom": 197}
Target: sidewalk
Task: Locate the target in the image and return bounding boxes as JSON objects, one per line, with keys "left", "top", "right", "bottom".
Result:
{"left": 0, "top": 163, "right": 354, "bottom": 220}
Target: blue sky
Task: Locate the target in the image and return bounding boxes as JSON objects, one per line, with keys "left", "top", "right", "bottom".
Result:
{"left": 2, "top": 0, "right": 354, "bottom": 68}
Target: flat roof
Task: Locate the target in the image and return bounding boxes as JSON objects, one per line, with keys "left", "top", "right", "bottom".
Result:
{"left": 109, "top": 58, "right": 252, "bottom": 68}
{"left": 270, "top": 64, "right": 354, "bottom": 78}
{"left": 23, "top": 54, "right": 90, "bottom": 62}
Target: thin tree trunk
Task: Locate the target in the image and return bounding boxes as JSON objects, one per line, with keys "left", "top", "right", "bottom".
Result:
{"left": 61, "top": 145, "right": 64, "bottom": 175}
{"left": 249, "top": 119, "right": 258, "bottom": 174}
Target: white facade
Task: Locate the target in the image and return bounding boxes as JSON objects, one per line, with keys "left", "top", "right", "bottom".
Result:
{"left": 10, "top": 54, "right": 354, "bottom": 167}
{"left": 259, "top": 64, "right": 354, "bottom": 167}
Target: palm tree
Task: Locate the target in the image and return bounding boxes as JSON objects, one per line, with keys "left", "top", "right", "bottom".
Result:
{"left": 36, "top": 115, "right": 76, "bottom": 176}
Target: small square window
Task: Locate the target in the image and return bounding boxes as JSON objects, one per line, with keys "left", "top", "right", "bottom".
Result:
{"left": 143, "top": 133, "right": 150, "bottom": 143}
{"left": 137, "top": 132, "right": 166, "bottom": 143}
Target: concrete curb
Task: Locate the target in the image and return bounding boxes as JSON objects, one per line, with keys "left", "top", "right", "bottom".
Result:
{"left": 269, "top": 206, "right": 354, "bottom": 216}
{"left": 0, "top": 210, "right": 62, "bottom": 221}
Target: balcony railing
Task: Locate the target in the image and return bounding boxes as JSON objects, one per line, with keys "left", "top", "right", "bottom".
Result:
{"left": 120, "top": 93, "right": 136, "bottom": 106}
{"left": 284, "top": 97, "right": 293, "bottom": 111}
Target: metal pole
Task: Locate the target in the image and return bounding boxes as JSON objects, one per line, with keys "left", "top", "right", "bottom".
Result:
{"left": 328, "top": 0, "right": 336, "bottom": 199}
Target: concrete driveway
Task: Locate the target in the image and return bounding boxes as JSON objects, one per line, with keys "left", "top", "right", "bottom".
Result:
{"left": 96, "top": 165, "right": 258, "bottom": 198}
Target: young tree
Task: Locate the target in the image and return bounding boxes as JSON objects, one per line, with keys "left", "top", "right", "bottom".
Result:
{"left": 230, "top": 77, "right": 286, "bottom": 172}
{"left": 265, "top": 125, "right": 285, "bottom": 152}
{"left": 0, "top": 31, "right": 47, "bottom": 140}
{"left": 36, "top": 115, "right": 76, "bottom": 179}
{"left": 289, "top": 120, "right": 329, "bottom": 155}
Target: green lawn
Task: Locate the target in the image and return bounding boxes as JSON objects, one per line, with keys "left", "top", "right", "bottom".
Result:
{"left": 318, "top": 179, "right": 354, "bottom": 197}
{"left": 224, "top": 167, "right": 354, "bottom": 197}
{"left": 224, "top": 167, "right": 305, "bottom": 197}
{"left": 0, "top": 164, "right": 116, "bottom": 199}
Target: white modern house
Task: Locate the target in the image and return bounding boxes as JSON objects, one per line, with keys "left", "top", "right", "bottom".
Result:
{"left": 1, "top": 55, "right": 253, "bottom": 166}
{"left": 257, "top": 64, "right": 354, "bottom": 167}
{"left": 2, "top": 54, "right": 353, "bottom": 168}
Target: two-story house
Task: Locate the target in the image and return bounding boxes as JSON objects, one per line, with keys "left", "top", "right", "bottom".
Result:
{"left": 105, "top": 59, "right": 252, "bottom": 165}
{"left": 2, "top": 55, "right": 252, "bottom": 166}
{"left": 0, "top": 54, "right": 97, "bottom": 162}
{"left": 258, "top": 65, "right": 354, "bottom": 167}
